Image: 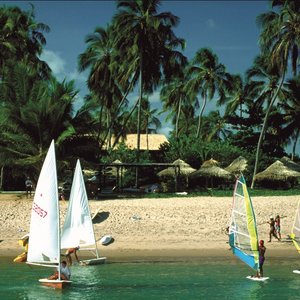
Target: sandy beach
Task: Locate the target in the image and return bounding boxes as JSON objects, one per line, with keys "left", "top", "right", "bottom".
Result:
{"left": 0, "top": 193, "right": 299, "bottom": 261}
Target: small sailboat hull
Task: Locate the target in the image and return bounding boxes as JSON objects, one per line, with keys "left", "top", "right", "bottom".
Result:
{"left": 293, "top": 270, "right": 300, "bottom": 274}
{"left": 246, "top": 276, "right": 269, "bottom": 281}
{"left": 39, "top": 278, "right": 72, "bottom": 289}
{"left": 80, "top": 257, "right": 106, "bottom": 265}
{"left": 13, "top": 252, "right": 27, "bottom": 263}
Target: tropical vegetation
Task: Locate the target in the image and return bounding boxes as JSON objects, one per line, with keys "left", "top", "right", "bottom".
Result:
{"left": 0, "top": 0, "right": 300, "bottom": 192}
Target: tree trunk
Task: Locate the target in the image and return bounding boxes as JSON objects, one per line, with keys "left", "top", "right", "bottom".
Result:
{"left": 196, "top": 93, "right": 207, "bottom": 138}
{"left": 251, "top": 73, "right": 285, "bottom": 189}
{"left": 292, "top": 129, "right": 299, "bottom": 161}
{"left": 98, "top": 72, "right": 138, "bottom": 151}
{"left": 135, "top": 61, "right": 143, "bottom": 188}
{"left": 0, "top": 166, "right": 4, "bottom": 190}
{"left": 111, "top": 98, "right": 139, "bottom": 149}
{"left": 175, "top": 96, "right": 182, "bottom": 139}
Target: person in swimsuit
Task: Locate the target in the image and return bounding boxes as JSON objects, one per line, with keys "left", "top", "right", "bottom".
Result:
{"left": 267, "top": 217, "right": 279, "bottom": 242}
{"left": 65, "top": 246, "right": 80, "bottom": 265}
{"left": 275, "top": 215, "right": 281, "bottom": 240}
{"left": 257, "top": 240, "right": 266, "bottom": 277}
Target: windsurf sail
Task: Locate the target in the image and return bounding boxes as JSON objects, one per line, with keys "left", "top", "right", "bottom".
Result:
{"left": 290, "top": 199, "right": 300, "bottom": 252}
{"left": 229, "top": 175, "right": 259, "bottom": 271}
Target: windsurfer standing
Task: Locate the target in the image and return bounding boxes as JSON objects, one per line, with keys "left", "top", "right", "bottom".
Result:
{"left": 257, "top": 240, "right": 266, "bottom": 278}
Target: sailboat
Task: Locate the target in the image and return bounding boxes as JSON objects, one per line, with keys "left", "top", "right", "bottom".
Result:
{"left": 26, "top": 140, "right": 71, "bottom": 288}
{"left": 61, "top": 159, "right": 106, "bottom": 265}
{"left": 290, "top": 199, "right": 300, "bottom": 274}
{"left": 228, "top": 175, "right": 269, "bottom": 281}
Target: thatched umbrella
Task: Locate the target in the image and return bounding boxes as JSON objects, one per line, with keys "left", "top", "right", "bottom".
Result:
{"left": 225, "top": 156, "right": 248, "bottom": 176}
{"left": 255, "top": 160, "right": 300, "bottom": 188}
{"left": 157, "top": 159, "right": 196, "bottom": 177}
{"left": 280, "top": 156, "right": 300, "bottom": 172}
{"left": 157, "top": 159, "right": 196, "bottom": 191}
{"left": 190, "top": 158, "right": 234, "bottom": 188}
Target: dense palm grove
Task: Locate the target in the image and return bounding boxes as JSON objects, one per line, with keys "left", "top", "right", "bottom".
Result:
{"left": 0, "top": 0, "right": 300, "bottom": 190}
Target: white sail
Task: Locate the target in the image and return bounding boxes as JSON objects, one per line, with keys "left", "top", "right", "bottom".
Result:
{"left": 61, "top": 159, "right": 96, "bottom": 249}
{"left": 27, "top": 140, "right": 60, "bottom": 265}
{"left": 291, "top": 200, "right": 300, "bottom": 252}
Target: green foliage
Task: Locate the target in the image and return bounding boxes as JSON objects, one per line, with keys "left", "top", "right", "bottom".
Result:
{"left": 160, "top": 134, "right": 250, "bottom": 170}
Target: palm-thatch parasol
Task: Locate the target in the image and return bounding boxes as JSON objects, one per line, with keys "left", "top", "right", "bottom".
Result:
{"left": 191, "top": 158, "right": 233, "bottom": 179}
{"left": 255, "top": 160, "right": 300, "bottom": 187}
{"left": 157, "top": 159, "right": 196, "bottom": 192}
{"left": 157, "top": 159, "right": 196, "bottom": 177}
{"left": 190, "top": 158, "right": 234, "bottom": 188}
{"left": 280, "top": 156, "right": 300, "bottom": 172}
{"left": 225, "top": 156, "right": 248, "bottom": 176}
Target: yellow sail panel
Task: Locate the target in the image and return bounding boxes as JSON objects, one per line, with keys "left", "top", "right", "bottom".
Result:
{"left": 243, "top": 182, "right": 259, "bottom": 266}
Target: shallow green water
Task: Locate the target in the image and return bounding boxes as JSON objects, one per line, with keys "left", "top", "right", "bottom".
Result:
{"left": 1, "top": 256, "right": 300, "bottom": 299}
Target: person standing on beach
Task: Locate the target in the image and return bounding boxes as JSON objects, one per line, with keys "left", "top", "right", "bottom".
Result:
{"left": 267, "top": 217, "right": 279, "bottom": 242}
{"left": 257, "top": 240, "right": 266, "bottom": 277}
{"left": 275, "top": 215, "right": 281, "bottom": 240}
{"left": 65, "top": 246, "right": 79, "bottom": 265}
{"left": 25, "top": 177, "right": 33, "bottom": 198}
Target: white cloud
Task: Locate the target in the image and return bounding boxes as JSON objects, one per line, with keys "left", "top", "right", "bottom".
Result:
{"left": 40, "top": 49, "right": 66, "bottom": 78}
{"left": 69, "top": 70, "right": 87, "bottom": 83}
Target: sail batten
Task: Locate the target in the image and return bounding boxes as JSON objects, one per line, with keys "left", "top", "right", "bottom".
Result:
{"left": 229, "top": 175, "right": 259, "bottom": 271}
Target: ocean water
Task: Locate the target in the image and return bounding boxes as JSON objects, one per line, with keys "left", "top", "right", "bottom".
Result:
{"left": 1, "top": 256, "right": 300, "bottom": 300}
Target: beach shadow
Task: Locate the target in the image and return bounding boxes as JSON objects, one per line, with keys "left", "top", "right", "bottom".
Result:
{"left": 92, "top": 211, "right": 110, "bottom": 224}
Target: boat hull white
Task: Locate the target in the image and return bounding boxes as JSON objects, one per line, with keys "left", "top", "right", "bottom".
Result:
{"left": 293, "top": 270, "right": 300, "bottom": 274}
{"left": 246, "top": 276, "right": 269, "bottom": 281}
{"left": 39, "top": 278, "right": 72, "bottom": 289}
{"left": 80, "top": 257, "right": 106, "bottom": 266}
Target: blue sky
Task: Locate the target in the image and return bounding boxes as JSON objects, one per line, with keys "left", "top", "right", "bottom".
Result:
{"left": 2, "top": 0, "right": 271, "bottom": 136}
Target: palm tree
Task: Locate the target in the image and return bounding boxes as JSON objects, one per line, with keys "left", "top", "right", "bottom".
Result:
{"left": 280, "top": 75, "right": 300, "bottom": 160}
{"left": 202, "top": 111, "right": 231, "bottom": 142}
{"left": 160, "top": 72, "right": 194, "bottom": 139}
{"left": 78, "top": 25, "right": 128, "bottom": 149}
{"left": 0, "top": 5, "right": 50, "bottom": 79}
{"left": 223, "top": 74, "right": 254, "bottom": 120}
{"left": 112, "top": 0, "right": 186, "bottom": 185}
{"left": 185, "top": 48, "right": 231, "bottom": 138}
{"left": 0, "top": 63, "right": 78, "bottom": 176}
{"left": 251, "top": 0, "right": 300, "bottom": 187}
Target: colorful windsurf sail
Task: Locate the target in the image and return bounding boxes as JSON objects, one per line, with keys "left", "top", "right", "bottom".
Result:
{"left": 291, "top": 200, "right": 300, "bottom": 252}
{"left": 229, "top": 175, "right": 259, "bottom": 271}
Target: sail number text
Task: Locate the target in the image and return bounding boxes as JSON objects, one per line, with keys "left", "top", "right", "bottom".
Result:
{"left": 32, "top": 202, "right": 48, "bottom": 218}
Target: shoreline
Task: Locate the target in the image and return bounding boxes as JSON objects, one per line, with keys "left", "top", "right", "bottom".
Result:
{"left": 1, "top": 193, "right": 299, "bottom": 261}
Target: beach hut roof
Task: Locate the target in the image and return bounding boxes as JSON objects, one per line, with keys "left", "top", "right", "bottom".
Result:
{"left": 225, "top": 156, "right": 248, "bottom": 175}
{"left": 112, "top": 159, "right": 122, "bottom": 164}
{"left": 157, "top": 159, "right": 196, "bottom": 177}
{"left": 190, "top": 159, "right": 233, "bottom": 179}
{"left": 255, "top": 160, "right": 300, "bottom": 181}
{"left": 280, "top": 156, "right": 300, "bottom": 172}
{"left": 201, "top": 158, "right": 219, "bottom": 168}
{"left": 103, "top": 134, "right": 168, "bottom": 151}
